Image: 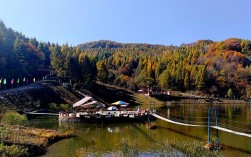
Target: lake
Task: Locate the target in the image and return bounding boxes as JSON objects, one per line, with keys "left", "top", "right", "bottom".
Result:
{"left": 30, "top": 103, "right": 251, "bottom": 157}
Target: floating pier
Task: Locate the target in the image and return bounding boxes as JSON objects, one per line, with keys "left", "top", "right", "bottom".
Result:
{"left": 59, "top": 110, "right": 155, "bottom": 123}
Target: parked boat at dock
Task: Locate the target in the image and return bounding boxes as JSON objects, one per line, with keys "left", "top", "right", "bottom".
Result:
{"left": 59, "top": 96, "right": 156, "bottom": 123}
{"left": 59, "top": 110, "right": 155, "bottom": 123}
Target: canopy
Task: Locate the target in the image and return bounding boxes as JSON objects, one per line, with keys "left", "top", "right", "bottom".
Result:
{"left": 78, "top": 101, "right": 98, "bottom": 109}
{"left": 107, "top": 106, "right": 118, "bottom": 111}
{"left": 73, "top": 96, "right": 92, "bottom": 107}
{"left": 80, "top": 101, "right": 97, "bottom": 107}
{"left": 112, "top": 101, "right": 129, "bottom": 105}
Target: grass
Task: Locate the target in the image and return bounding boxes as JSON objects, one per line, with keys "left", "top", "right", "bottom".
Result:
{"left": 0, "top": 143, "right": 28, "bottom": 157}
{"left": 0, "top": 125, "right": 73, "bottom": 146}
{"left": 132, "top": 93, "right": 164, "bottom": 110}
{"left": 82, "top": 82, "right": 165, "bottom": 110}
{"left": 75, "top": 137, "right": 223, "bottom": 157}
{"left": 0, "top": 124, "right": 73, "bottom": 156}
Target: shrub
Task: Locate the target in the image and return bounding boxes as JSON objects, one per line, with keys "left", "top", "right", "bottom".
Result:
{"left": 0, "top": 143, "right": 28, "bottom": 157}
{"left": 59, "top": 104, "right": 71, "bottom": 111}
{"left": 49, "top": 103, "right": 59, "bottom": 111}
{"left": 1, "top": 111, "right": 28, "bottom": 126}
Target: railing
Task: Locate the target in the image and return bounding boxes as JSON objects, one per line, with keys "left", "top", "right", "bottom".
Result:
{"left": 151, "top": 110, "right": 251, "bottom": 138}
{"left": 25, "top": 112, "right": 59, "bottom": 116}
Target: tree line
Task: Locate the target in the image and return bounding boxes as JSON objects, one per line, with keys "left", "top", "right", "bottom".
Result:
{"left": 77, "top": 39, "right": 251, "bottom": 99}
{"left": 1, "top": 20, "right": 251, "bottom": 98}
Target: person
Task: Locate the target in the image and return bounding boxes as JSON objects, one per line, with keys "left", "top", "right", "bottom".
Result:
{"left": 137, "top": 107, "right": 140, "bottom": 113}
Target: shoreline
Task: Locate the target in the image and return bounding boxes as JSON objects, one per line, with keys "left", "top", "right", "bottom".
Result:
{"left": 0, "top": 125, "right": 73, "bottom": 156}
{"left": 168, "top": 98, "right": 250, "bottom": 104}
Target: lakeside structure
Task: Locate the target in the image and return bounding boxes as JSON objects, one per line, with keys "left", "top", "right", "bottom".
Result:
{"left": 59, "top": 97, "right": 154, "bottom": 123}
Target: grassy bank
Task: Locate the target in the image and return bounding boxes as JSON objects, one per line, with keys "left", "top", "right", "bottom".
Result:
{"left": 0, "top": 111, "right": 73, "bottom": 157}
{"left": 0, "top": 124, "right": 73, "bottom": 156}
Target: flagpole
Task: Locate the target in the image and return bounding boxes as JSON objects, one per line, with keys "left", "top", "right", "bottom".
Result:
{"left": 3, "top": 78, "right": 6, "bottom": 90}
{"left": 11, "top": 79, "right": 14, "bottom": 88}
{"left": 0, "top": 78, "right": 2, "bottom": 90}
{"left": 17, "top": 78, "right": 19, "bottom": 87}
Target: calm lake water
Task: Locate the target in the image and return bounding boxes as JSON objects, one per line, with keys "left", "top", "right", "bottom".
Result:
{"left": 30, "top": 103, "right": 251, "bottom": 157}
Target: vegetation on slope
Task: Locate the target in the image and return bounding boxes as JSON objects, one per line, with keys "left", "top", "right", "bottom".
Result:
{"left": 1, "top": 19, "right": 251, "bottom": 99}
{"left": 53, "top": 39, "right": 251, "bottom": 99}
{"left": 0, "top": 81, "right": 79, "bottom": 112}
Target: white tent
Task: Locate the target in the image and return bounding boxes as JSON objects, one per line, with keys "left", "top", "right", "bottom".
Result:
{"left": 107, "top": 106, "right": 118, "bottom": 111}
{"left": 73, "top": 96, "right": 92, "bottom": 107}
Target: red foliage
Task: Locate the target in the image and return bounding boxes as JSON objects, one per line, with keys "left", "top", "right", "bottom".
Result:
{"left": 224, "top": 38, "right": 242, "bottom": 52}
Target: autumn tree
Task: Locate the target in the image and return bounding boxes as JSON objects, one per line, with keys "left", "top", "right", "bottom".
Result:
{"left": 96, "top": 61, "right": 109, "bottom": 83}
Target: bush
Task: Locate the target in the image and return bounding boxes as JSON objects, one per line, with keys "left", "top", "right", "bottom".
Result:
{"left": 49, "top": 103, "right": 71, "bottom": 111}
{"left": 49, "top": 103, "right": 59, "bottom": 111}
{"left": 59, "top": 104, "right": 71, "bottom": 111}
{"left": 1, "top": 111, "right": 28, "bottom": 126}
{"left": 0, "top": 143, "right": 28, "bottom": 157}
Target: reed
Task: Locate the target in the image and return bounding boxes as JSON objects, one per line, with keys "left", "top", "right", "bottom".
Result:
{"left": 76, "top": 138, "right": 223, "bottom": 157}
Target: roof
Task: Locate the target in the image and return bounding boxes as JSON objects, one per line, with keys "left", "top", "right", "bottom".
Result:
{"left": 73, "top": 96, "right": 92, "bottom": 107}
{"left": 80, "top": 101, "right": 97, "bottom": 107}
{"left": 112, "top": 100, "right": 129, "bottom": 105}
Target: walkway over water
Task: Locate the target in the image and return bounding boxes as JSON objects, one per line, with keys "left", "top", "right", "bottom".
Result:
{"left": 25, "top": 112, "right": 59, "bottom": 116}
{"left": 151, "top": 113, "right": 251, "bottom": 138}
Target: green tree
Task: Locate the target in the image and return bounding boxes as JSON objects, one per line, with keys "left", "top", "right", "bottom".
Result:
{"left": 96, "top": 61, "right": 109, "bottom": 83}
{"left": 195, "top": 66, "right": 206, "bottom": 90}
{"left": 79, "top": 54, "right": 96, "bottom": 84}
{"left": 227, "top": 88, "right": 233, "bottom": 98}
{"left": 50, "top": 44, "right": 69, "bottom": 76}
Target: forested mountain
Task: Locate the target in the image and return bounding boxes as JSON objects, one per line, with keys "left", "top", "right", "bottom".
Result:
{"left": 0, "top": 20, "right": 51, "bottom": 82}
{"left": 1, "top": 20, "right": 251, "bottom": 98}
{"left": 77, "top": 39, "right": 251, "bottom": 98}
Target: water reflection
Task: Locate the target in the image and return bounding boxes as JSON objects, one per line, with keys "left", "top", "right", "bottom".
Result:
{"left": 31, "top": 103, "right": 251, "bottom": 157}
{"left": 107, "top": 127, "right": 120, "bottom": 133}
{"left": 157, "top": 103, "right": 251, "bottom": 153}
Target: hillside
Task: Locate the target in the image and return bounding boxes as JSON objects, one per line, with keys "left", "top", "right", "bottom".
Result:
{"left": 0, "top": 81, "right": 80, "bottom": 112}
{"left": 76, "top": 38, "right": 251, "bottom": 98}
{"left": 1, "top": 19, "right": 251, "bottom": 98}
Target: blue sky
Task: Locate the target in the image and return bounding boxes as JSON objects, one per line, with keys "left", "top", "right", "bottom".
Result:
{"left": 0, "top": 0, "right": 250, "bottom": 46}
